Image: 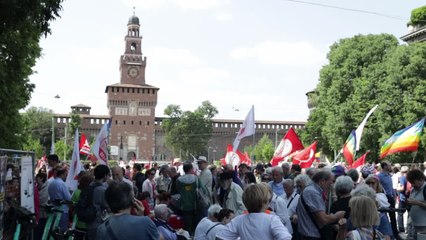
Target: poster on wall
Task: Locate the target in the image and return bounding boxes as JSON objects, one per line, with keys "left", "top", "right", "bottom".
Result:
{"left": 20, "top": 156, "right": 34, "bottom": 213}
{"left": 0, "top": 155, "right": 7, "bottom": 236}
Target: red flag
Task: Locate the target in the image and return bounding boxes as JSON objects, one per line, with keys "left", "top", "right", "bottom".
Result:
{"left": 351, "top": 151, "right": 369, "bottom": 169}
{"left": 292, "top": 142, "right": 317, "bottom": 169}
{"left": 225, "top": 144, "right": 239, "bottom": 167}
{"left": 271, "top": 128, "right": 304, "bottom": 166}
{"left": 79, "top": 133, "right": 91, "bottom": 155}
{"left": 237, "top": 151, "right": 251, "bottom": 166}
{"left": 92, "top": 121, "right": 111, "bottom": 165}
{"left": 223, "top": 144, "right": 252, "bottom": 167}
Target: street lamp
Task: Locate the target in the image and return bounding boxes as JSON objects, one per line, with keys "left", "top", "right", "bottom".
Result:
{"left": 213, "top": 149, "right": 217, "bottom": 161}
{"left": 207, "top": 146, "right": 213, "bottom": 162}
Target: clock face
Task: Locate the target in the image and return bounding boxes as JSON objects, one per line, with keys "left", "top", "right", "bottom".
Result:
{"left": 128, "top": 67, "right": 139, "bottom": 78}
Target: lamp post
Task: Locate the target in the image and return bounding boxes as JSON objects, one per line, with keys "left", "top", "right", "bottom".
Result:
{"left": 51, "top": 117, "right": 55, "bottom": 154}
{"left": 63, "top": 123, "right": 67, "bottom": 160}
{"left": 213, "top": 149, "right": 217, "bottom": 161}
{"left": 207, "top": 146, "right": 212, "bottom": 162}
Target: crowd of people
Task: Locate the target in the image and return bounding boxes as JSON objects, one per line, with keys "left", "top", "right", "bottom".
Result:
{"left": 26, "top": 154, "right": 426, "bottom": 240}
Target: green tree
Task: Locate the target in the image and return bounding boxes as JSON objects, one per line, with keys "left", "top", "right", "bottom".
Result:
{"left": 21, "top": 107, "right": 54, "bottom": 150}
{"left": 54, "top": 139, "right": 72, "bottom": 161}
{"left": 0, "top": 0, "right": 63, "bottom": 149}
{"left": 245, "top": 134, "right": 274, "bottom": 163}
{"left": 69, "top": 113, "right": 82, "bottom": 136}
{"left": 162, "top": 101, "right": 218, "bottom": 158}
{"left": 304, "top": 34, "right": 426, "bottom": 163}
{"left": 22, "top": 137, "right": 44, "bottom": 159}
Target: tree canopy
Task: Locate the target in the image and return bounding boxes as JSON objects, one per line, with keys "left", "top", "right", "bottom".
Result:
{"left": 21, "top": 107, "right": 53, "bottom": 155}
{"left": 303, "top": 34, "right": 426, "bottom": 163}
{"left": 162, "top": 101, "right": 218, "bottom": 158}
{"left": 244, "top": 134, "right": 274, "bottom": 163}
{"left": 0, "top": 0, "right": 63, "bottom": 149}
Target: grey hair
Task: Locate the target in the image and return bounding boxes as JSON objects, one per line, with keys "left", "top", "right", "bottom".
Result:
{"left": 207, "top": 204, "right": 222, "bottom": 218}
{"left": 283, "top": 179, "right": 294, "bottom": 189}
{"left": 351, "top": 184, "right": 377, "bottom": 200}
{"left": 334, "top": 176, "right": 354, "bottom": 196}
{"left": 154, "top": 204, "right": 169, "bottom": 219}
{"left": 294, "top": 174, "right": 311, "bottom": 186}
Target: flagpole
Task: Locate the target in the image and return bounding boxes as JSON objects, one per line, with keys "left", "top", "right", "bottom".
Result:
{"left": 412, "top": 151, "right": 418, "bottom": 163}
{"left": 252, "top": 133, "right": 255, "bottom": 161}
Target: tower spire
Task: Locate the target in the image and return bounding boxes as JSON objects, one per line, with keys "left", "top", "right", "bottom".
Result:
{"left": 133, "top": 6, "right": 135, "bottom": 16}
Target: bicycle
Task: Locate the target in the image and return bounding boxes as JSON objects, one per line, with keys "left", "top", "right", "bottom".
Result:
{"left": 50, "top": 214, "right": 86, "bottom": 240}
{"left": 41, "top": 199, "right": 73, "bottom": 240}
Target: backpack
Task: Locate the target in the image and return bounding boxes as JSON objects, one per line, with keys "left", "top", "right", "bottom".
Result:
{"left": 75, "top": 182, "right": 102, "bottom": 223}
{"left": 196, "top": 180, "right": 210, "bottom": 208}
{"left": 176, "top": 178, "right": 197, "bottom": 211}
{"left": 352, "top": 228, "right": 385, "bottom": 240}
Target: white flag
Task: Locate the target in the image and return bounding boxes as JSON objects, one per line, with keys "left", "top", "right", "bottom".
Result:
{"left": 233, "top": 105, "right": 255, "bottom": 151}
{"left": 355, "top": 105, "right": 378, "bottom": 151}
{"left": 92, "top": 121, "right": 110, "bottom": 165}
{"left": 66, "top": 129, "right": 83, "bottom": 191}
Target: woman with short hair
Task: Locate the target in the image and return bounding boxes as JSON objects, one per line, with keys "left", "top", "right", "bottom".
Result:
{"left": 216, "top": 183, "right": 292, "bottom": 240}
{"left": 338, "top": 195, "right": 385, "bottom": 240}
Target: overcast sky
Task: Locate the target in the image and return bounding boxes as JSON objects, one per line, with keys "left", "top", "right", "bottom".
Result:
{"left": 26, "top": 0, "right": 424, "bottom": 122}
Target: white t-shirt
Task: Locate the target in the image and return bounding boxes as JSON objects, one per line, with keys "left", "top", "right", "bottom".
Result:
{"left": 216, "top": 212, "right": 292, "bottom": 240}
{"left": 194, "top": 217, "right": 213, "bottom": 240}
{"left": 206, "top": 223, "right": 226, "bottom": 240}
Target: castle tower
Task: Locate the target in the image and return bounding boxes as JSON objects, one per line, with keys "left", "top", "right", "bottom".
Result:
{"left": 105, "top": 12, "right": 159, "bottom": 161}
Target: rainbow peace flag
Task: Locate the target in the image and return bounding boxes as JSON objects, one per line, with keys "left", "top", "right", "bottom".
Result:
{"left": 343, "top": 130, "right": 356, "bottom": 166}
{"left": 380, "top": 118, "right": 425, "bottom": 159}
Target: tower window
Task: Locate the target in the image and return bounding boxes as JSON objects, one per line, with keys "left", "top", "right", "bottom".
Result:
{"left": 123, "top": 120, "right": 126, "bottom": 125}
{"left": 139, "top": 121, "right": 142, "bottom": 125}
{"left": 131, "top": 121, "right": 134, "bottom": 125}
{"left": 115, "top": 120, "right": 118, "bottom": 125}
{"left": 147, "top": 121, "right": 149, "bottom": 126}
{"left": 131, "top": 42, "right": 137, "bottom": 52}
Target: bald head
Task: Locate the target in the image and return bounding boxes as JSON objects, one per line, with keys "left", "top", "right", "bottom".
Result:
{"left": 111, "top": 166, "right": 124, "bottom": 182}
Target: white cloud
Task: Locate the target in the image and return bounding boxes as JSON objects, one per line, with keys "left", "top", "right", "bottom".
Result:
{"left": 215, "top": 13, "right": 233, "bottom": 22}
{"left": 230, "top": 40, "right": 326, "bottom": 67}
{"left": 147, "top": 47, "right": 202, "bottom": 65}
